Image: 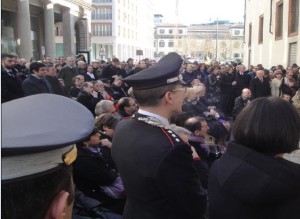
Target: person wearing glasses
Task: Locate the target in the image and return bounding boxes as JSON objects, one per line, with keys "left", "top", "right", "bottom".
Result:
{"left": 111, "top": 53, "right": 207, "bottom": 219}
{"left": 114, "top": 97, "right": 138, "bottom": 120}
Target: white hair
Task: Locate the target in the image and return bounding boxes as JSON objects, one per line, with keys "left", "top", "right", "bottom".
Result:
{"left": 94, "top": 100, "right": 114, "bottom": 116}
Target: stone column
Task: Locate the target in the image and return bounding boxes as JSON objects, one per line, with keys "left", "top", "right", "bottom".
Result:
{"left": 44, "top": 1, "right": 56, "bottom": 59}
{"left": 17, "top": 0, "right": 33, "bottom": 60}
{"left": 62, "top": 8, "right": 75, "bottom": 57}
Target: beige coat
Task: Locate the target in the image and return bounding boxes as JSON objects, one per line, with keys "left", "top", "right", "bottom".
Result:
{"left": 292, "top": 91, "right": 300, "bottom": 115}
{"left": 271, "top": 78, "right": 282, "bottom": 97}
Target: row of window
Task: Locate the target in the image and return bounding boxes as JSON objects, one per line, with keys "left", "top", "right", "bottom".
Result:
{"left": 158, "top": 29, "right": 184, "bottom": 34}
{"left": 249, "top": 0, "right": 298, "bottom": 46}
{"left": 92, "top": 8, "right": 112, "bottom": 20}
{"left": 92, "top": 24, "right": 112, "bottom": 36}
{"left": 92, "top": 0, "right": 112, "bottom": 3}
{"left": 117, "top": 26, "right": 137, "bottom": 39}
{"left": 155, "top": 40, "right": 241, "bottom": 49}
{"left": 157, "top": 29, "right": 243, "bottom": 36}
{"left": 154, "top": 41, "right": 176, "bottom": 47}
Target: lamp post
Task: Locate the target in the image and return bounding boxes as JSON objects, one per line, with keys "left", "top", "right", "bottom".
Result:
{"left": 216, "top": 18, "right": 218, "bottom": 61}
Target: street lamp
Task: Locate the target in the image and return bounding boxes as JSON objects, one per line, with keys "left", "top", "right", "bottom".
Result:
{"left": 216, "top": 18, "right": 218, "bottom": 61}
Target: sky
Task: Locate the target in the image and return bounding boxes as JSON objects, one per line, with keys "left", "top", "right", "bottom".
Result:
{"left": 152, "top": 0, "right": 245, "bottom": 25}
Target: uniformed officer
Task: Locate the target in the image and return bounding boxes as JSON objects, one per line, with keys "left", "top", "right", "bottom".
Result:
{"left": 1, "top": 94, "right": 95, "bottom": 219}
{"left": 112, "top": 52, "right": 207, "bottom": 219}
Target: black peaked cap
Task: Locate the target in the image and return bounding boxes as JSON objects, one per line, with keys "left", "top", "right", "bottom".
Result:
{"left": 123, "top": 52, "right": 184, "bottom": 90}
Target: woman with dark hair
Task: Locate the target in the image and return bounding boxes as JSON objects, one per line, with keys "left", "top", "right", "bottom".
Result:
{"left": 95, "top": 113, "right": 119, "bottom": 140}
{"left": 73, "top": 126, "right": 125, "bottom": 214}
{"left": 208, "top": 97, "right": 300, "bottom": 219}
{"left": 95, "top": 112, "right": 120, "bottom": 169}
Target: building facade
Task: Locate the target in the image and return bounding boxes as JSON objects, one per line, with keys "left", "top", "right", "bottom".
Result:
{"left": 154, "top": 23, "right": 188, "bottom": 58}
{"left": 90, "top": 0, "right": 154, "bottom": 62}
{"left": 154, "top": 19, "right": 244, "bottom": 63}
{"left": 243, "top": 0, "right": 299, "bottom": 68}
{"left": 187, "top": 22, "right": 244, "bottom": 63}
{"left": 1, "top": 0, "right": 93, "bottom": 61}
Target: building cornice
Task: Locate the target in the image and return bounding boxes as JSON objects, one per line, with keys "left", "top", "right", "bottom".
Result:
{"left": 61, "top": 0, "right": 94, "bottom": 10}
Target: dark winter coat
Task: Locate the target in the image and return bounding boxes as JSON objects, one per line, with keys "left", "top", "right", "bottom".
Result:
{"left": 1, "top": 66, "right": 24, "bottom": 103}
{"left": 208, "top": 141, "right": 300, "bottom": 219}
{"left": 77, "top": 90, "right": 99, "bottom": 116}
{"left": 250, "top": 77, "right": 271, "bottom": 99}
{"left": 22, "top": 75, "right": 50, "bottom": 96}
{"left": 234, "top": 72, "right": 251, "bottom": 97}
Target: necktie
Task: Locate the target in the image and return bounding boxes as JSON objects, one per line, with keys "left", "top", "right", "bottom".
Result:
{"left": 7, "top": 70, "right": 14, "bottom": 78}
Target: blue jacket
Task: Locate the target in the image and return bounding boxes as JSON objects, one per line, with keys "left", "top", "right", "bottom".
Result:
{"left": 22, "top": 75, "right": 50, "bottom": 96}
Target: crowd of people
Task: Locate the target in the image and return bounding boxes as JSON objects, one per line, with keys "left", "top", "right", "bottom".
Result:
{"left": 1, "top": 51, "right": 300, "bottom": 219}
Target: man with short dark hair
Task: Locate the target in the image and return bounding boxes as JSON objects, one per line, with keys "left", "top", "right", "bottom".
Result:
{"left": 184, "top": 116, "right": 211, "bottom": 188}
{"left": 131, "top": 59, "right": 148, "bottom": 75}
{"left": 108, "top": 77, "right": 128, "bottom": 100}
{"left": 184, "top": 117, "right": 210, "bottom": 155}
{"left": 2, "top": 94, "right": 95, "bottom": 219}
{"left": 22, "top": 62, "right": 50, "bottom": 96}
{"left": 112, "top": 52, "right": 207, "bottom": 219}
{"left": 45, "top": 66, "right": 65, "bottom": 96}
{"left": 1, "top": 53, "right": 24, "bottom": 103}
{"left": 58, "top": 56, "right": 66, "bottom": 67}
{"left": 102, "top": 58, "right": 121, "bottom": 82}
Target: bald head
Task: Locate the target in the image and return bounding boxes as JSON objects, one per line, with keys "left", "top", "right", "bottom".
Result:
{"left": 242, "top": 88, "right": 251, "bottom": 98}
{"left": 19, "top": 59, "right": 27, "bottom": 65}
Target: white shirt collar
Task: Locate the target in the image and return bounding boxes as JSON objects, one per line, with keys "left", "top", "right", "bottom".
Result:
{"left": 138, "top": 109, "right": 170, "bottom": 128}
{"left": 87, "top": 72, "right": 95, "bottom": 79}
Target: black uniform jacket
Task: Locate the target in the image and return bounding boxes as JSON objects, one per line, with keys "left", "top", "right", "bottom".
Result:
{"left": 112, "top": 113, "right": 207, "bottom": 219}
{"left": 208, "top": 141, "right": 300, "bottom": 219}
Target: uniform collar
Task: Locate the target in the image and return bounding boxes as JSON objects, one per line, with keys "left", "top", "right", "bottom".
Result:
{"left": 136, "top": 109, "right": 170, "bottom": 129}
